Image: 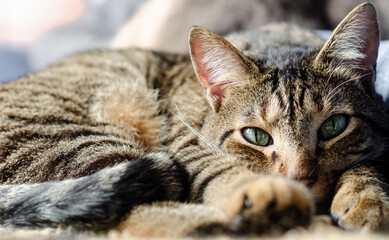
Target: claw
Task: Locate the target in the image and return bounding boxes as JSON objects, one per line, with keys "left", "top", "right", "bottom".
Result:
{"left": 244, "top": 196, "right": 252, "bottom": 209}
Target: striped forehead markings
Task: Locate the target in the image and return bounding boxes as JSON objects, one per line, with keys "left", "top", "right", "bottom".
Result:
{"left": 254, "top": 67, "right": 324, "bottom": 126}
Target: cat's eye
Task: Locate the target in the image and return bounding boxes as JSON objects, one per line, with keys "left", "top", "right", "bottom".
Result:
{"left": 242, "top": 127, "right": 272, "bottom": 146}
{"left": 319, "top": 115, "right": 349, "bottom": 140}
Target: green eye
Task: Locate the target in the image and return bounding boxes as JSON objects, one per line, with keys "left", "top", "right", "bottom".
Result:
{"left": 319, "top": 115, "right": 349, "bottom": 140}
{"left": 242, "top": 127, "right": 272, "bottom": 146}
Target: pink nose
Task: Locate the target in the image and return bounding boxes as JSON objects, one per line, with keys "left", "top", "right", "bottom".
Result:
{"left": 286, "top": 164, "right": 317, "bottom": 188}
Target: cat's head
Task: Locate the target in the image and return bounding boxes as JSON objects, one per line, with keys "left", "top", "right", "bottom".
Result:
{"left": 189, "top": 2, "right": 388, "bottom": 204}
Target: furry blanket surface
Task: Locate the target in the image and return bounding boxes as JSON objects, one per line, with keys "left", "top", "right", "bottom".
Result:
{"left": 1, "top": 216, "right": 389, "bottom": 239}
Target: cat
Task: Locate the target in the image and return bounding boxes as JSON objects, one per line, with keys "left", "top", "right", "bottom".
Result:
{"left": 0, "top": 2, "right": 388, "bottom": 237}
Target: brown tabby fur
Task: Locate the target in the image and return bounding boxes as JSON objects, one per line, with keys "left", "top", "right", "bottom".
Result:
{"left": 0, "top": 2, "right": 388, "bottom": 238}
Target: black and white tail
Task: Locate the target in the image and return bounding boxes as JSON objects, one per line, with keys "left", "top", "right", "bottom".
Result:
{"left": 0, "top": 153, "right": 188, "bottom": 231}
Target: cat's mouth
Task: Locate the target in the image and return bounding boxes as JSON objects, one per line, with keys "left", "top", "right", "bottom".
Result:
{"left": 308, "top": 176, "right": 336, "bottom": 207}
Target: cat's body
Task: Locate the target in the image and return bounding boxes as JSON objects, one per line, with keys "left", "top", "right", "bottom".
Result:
{"left": 0, "top": 3, "right": 388, "bottom": 237}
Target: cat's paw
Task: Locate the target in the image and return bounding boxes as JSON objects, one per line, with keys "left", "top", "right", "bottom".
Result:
{"left": 226, "top": 175, "right": 314, "bottom": 234}
{"left": 331, "top": 184, "right": 389, "bottom": 231}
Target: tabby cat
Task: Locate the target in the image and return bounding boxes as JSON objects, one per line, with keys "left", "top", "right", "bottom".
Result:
{"left": 0, "top": 2, "right": 388, "bottom": 237}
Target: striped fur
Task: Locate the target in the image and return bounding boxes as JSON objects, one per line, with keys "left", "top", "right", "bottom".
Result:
{"left": 0, "top": 2, "right": 388, "bottom": 237}
{"left": 0, "top": 154, "right": 187, "bottom": 231}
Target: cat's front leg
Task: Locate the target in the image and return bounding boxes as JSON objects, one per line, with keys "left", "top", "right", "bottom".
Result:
{"left": 223, "top": 175, "right": 314, "bottom": 234}
{"left": 331, "top": 165, "right": 389, "bottom": 231}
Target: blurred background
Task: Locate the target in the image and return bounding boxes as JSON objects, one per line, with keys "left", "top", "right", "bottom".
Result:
{"left": 0, "top": 0, "right": 388, "bottom": 98}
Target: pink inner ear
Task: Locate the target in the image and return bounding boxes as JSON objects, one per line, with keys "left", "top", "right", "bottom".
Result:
{"left": 361, "top": 21, "right": 379, "bottom": 69}
{"left": 192, "top": 40, "right": 226, "bottom": 99}
{"left": 315, "top": 3, "right": 379, "bottom": 73}
{"left": 353, "top": 4, "right": 379, "bottom": 70}
{"left": 192, "top": 42, "right": 211, "bottom": 88}
{"left": 362, "top": 33, "right": 379, "bottom": 69}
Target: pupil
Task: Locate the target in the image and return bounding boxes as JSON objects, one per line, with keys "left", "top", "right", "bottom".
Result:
{"left": 256, "top": 130, "right": 261, "bottom": 142}
{"left": 331, "top": 118, "right": 336, "bottom": 130}
{"left": 255, "top": 129, "right": 267, "bottom": 145}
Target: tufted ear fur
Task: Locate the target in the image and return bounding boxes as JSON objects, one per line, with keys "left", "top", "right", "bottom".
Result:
{"left": 314, "top": 2, "right": 379, "bottom": 76}
{"left": 189, "top": 27, "right": 255, "bottom": 111}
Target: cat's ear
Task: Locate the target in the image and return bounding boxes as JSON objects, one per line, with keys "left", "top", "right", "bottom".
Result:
{"left": 189, "top": 27, "right": 255, "bottom": 111}
{"left": 314, "top": 2, "right": 379, "bottom": 75}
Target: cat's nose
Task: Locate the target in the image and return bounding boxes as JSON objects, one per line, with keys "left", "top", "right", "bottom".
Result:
{"left": 285, "top": 157, "right": 318, "bottom": 188}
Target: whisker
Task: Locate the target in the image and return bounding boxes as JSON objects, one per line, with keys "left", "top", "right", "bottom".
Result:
{"left": 366, "top": 159, "right": 389, "bottom": 163}
{"left": 307, "top": 158, "right": 324, "bottom": 178}
{"left": 325, "top": 59, "right": 345, "bottom": 88}
{"left": 308, "top": 139, "right": 389, "bottom": 178}
{"left": 345, "top": 141, "right": 389, "bottom": 171}
{"left": 326, "top": 72, "right": 372, "bottom": 103}
{"left": 173, "top": 104, "right": 221, "bottom": 153}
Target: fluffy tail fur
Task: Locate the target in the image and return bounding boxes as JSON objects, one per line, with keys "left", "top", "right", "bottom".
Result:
{"left": 0, "top": 153, "right": 188, "bottom": 231}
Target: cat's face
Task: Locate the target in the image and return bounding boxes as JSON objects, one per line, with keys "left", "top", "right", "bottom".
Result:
{"left": 190, "top": 3, "right": 387, "bottom": 204}
{"left": 204, "top": 62, "right": 387, "bottom": 204}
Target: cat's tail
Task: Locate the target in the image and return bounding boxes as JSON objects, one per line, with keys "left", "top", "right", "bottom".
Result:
{"left": 0, "top": 152, "right": 188, "bottom": 231}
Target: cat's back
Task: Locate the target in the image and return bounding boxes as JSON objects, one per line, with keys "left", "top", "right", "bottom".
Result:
{"left": 226, "top": 23, "right": 325, "bottom": 52}
{"left": 0, "top": 50, "right": 156, "bottom": 133}
{"left": 0, "top": 49, "right": 186, "bottom": 184}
